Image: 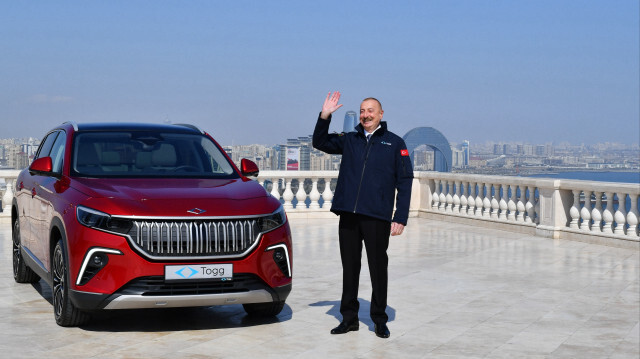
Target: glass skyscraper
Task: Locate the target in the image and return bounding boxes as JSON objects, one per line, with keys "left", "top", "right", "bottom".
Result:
{"left": 343, "top": 111, "right": 357, "bottom": 133}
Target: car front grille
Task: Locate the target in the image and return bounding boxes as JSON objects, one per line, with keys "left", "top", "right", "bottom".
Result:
{"left": 127, "top": 219, "right": 260, "bottom": 259}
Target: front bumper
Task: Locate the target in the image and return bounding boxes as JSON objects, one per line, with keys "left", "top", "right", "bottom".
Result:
{"left": 70, "top": 276, "right": 291, "bottom": 310}
{"left": 66, "top": 221, "right": 293, "bottom": 311}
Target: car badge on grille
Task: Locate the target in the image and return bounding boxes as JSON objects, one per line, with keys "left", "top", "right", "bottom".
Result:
{"left": 187, "top": 208, "right": 207, "bottom": 215}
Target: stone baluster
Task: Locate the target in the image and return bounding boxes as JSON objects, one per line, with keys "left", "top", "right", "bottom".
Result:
{"left": 432, "top": 179, "right": 440, "bottom": 211}
{"left": 3, "top": 180, "right": 14, "bottom": 214}
{"left": 490, "top": 183, "right": 500, "bottom": 219}
{"left": 517, "top": 185, "right": 526, "bottom": 222}
{"left": 482, "top": 182, "right": 492, "bottom": 218}
{"left": 591, "top": 191, "right": 603, "bottom": 232}
{"left": 602, "top": 191, "right": 614, "bottom": 233}
{"left": 459, "top": 181, "right": 468, "bottom": 215}
{"left": 467, "top": 182, "right": 476, "bottom": 217}
{"left": 569, "top": 190, "right": 581, "bottom": 229}
{"left": 534, "top": 193, "right": 540, "bottom": 225}
{"left": 445, "top": 180, "right": 453, "bottom": 213}
{"left": 270, "top": 178, "right": 281, "bottom": 201}
{"left": 295, "top": 178, "right": 307, "bottom": 210}
{"left": 452, "top": 180, "right": 461, "bottom": 214}
{"left": 614, "top": 193, "right": 627, "bottom": 235}
{"left": 525, "top": 186, "right": 535, "bottom": 223}
{"left": 580, "top": 190, "right": 592, "bottom": 231}
{"left": 499, "top": 184, "right": 508, "bottom": 220}
{"left": 322, "top": 178, "right": 334, "bottom": 208}
{"left": 507, "top": 184, "right": 516, "bottom": 222}
{"left": 476, "top": 183, "right": 485, "bottom": 217}
{"left": 282, "top": 178, "right": 294, "bottom": 210}
{"left": 626, "top": 193, "right": 639, "bottom": 237}
{"left": 439, "top": 180, "right": 447, "bottom": 212}
{"left": 308, "top": 177, "right": 321, "bottom": 210}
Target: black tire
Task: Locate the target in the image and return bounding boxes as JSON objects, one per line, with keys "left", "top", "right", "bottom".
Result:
{"left": 243, "top": 301, "right": 285, "bottom": 317}
{"left": 12, "top": 219, "right": 39, "bottom": 283}
{"left": 52, "top": 240, "right": 90, "bottom": 327}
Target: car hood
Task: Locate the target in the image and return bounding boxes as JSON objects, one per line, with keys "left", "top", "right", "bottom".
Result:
{"left": 71, "top": 177, "right": 279, "bottom": 217}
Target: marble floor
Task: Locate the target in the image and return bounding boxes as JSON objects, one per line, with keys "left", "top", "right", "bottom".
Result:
{"left": 0, "top": 217, "right": 638, "bottom": 358}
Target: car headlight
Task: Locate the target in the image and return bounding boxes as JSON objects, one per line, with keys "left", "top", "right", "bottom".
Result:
{"left": 257, "top": 205, "right": 287, "bottom": 233}
{"left": 76, "top": 206, "right": 132, "bottom": 234}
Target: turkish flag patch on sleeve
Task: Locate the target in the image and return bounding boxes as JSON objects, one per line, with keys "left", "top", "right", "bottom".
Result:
{"left": 400, "top": 149, "right": 409, "bottom": 156}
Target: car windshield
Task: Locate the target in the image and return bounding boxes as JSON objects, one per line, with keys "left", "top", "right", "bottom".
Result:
{"left": 71, "top": 131, "right": 238, "bottom": 178}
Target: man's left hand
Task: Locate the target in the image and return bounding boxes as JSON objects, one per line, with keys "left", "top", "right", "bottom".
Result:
{"left": 390, "top": 222, "right": 405, "bottom": 236}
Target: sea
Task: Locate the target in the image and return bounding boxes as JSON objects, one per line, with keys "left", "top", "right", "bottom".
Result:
{"left": 526, "top": 171, "right": 639, "bottom": 184}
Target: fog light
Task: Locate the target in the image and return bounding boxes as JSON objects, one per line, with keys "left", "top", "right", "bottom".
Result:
{"left": 92, "top": 254, "right": 106, "bottom": 266}
{"left": 273, "top": 250, "right": 285, "bottom": 262}
{"left": 267, "top": 244, "right": 291, "bottom": 278}
{"left": 76, "top": 248, "right": 122, "bottom": 286}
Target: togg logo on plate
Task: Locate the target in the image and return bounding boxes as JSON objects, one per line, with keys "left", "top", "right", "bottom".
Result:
{"left": 165, "top": 264, "right": 233, "bottom": 281}
{"left": 174, "top": 266, "right": 198, "bottom": 279}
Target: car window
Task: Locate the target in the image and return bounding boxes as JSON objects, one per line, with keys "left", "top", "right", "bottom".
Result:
{"left": 34, "top": 131, "right": 59, "bottom": 160}
{"left": 71, "top": 131, "right": 238, "bottom": 178}
{"left": 50, "top": 131, "right": 67, "bottom": 174}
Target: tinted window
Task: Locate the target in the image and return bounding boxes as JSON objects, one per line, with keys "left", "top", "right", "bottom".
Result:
{"left": 35, "top": 131, "right": 59, "bottom": 160}
{"left": 50, "top": 131, "right": 67, "bottom": 174}
{"left": 71, "top": 131, "right": 238, "bottom": 178}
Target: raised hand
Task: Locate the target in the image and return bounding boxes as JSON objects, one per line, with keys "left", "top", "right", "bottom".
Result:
{"left": 320, "top": 91, "right": 343, "bottom": 120}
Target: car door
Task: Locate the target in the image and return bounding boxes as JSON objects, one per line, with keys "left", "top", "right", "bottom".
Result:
{"left": 18, "top": 131, "right": 58, "bottom": 260}
{"left": 32, "top": 130, "right": 67, "bottom": 270}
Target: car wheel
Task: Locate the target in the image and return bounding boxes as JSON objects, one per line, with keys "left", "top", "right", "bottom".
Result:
{"left": 12, "top": 219, "right": 39, "bottom": 283}
{"left": 52, "top": 240, "right": 89, "bottom": 327}
{"left": 243, "top": 301, "right": 285, "bottom": 317}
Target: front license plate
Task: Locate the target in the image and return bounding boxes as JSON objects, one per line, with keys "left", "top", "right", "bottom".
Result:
{"left": 165, "top": 264, "right": 233, "bottom": 281}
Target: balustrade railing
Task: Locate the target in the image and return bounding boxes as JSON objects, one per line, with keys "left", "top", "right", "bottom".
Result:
{"left": 1, "top": 169, "right": 638, "bottom": 247}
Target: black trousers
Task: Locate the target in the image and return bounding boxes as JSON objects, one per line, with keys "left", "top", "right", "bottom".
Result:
{"left": 338, "top": 212, "right": 391, "bottom": 325}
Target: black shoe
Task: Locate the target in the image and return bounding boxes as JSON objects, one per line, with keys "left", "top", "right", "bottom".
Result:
{"left": 330, "top": 320, "right": 359, "bottom": 334}
{"left": 374, "top": 323, "right": 390, "bottom": 338}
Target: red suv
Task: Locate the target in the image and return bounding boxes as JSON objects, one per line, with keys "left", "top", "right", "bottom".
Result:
{"left": 12, "top": 122, "right": 292, "bottom": 326}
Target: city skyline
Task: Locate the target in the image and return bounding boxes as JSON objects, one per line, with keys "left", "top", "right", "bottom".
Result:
{"left": 1, "top": 1, "right": 638, "bottom": 146}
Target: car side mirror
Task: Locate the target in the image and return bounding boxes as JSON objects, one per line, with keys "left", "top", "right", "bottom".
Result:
{"left": 29, "top": 156, "right": 53, "bottom": 174}
{"left": 240, "top": 159, "right": 259, "bottom": 177}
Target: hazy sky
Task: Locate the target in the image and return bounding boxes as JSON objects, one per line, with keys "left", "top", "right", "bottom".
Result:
{"left": 2, "top": 1, "right": 638, "bottom": 146}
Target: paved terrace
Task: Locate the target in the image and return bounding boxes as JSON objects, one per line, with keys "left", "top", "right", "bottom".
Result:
{"left": 0, "top": 217, "right": 638, "bottom": 358}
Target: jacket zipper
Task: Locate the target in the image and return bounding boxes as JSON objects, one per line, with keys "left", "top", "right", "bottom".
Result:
{"left": 353, "top": 136, "right": 373, "bottom": 213}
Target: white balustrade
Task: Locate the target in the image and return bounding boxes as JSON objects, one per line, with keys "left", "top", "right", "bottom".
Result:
{"left": 2, "top": 168, "right": 637, "bottom": 245}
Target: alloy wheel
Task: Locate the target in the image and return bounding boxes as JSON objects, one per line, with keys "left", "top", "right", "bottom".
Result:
{"left": 52, "top": 243, "right": 65, "bottom": 320}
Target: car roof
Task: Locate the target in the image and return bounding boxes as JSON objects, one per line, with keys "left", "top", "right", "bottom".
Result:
{"left": 66, "top": 122, "right": 204, "bottom": 134}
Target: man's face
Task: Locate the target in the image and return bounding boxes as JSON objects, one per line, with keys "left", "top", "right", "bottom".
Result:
{"left": 360, "top": 99, "right": 384, "bottom": 133}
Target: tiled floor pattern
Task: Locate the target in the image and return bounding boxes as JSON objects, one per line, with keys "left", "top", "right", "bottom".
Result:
{"left": 0, "top": 217, "right": 638, "bottom": 358}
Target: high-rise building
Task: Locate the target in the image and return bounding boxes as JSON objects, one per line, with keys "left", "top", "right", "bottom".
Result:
{"left": 461, "top": 140, "right": 470, "bottom": 167}
{"left": 343, "top": 111, "right": 357, "bottom": 133}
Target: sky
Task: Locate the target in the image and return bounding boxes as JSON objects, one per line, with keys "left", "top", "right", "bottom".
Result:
{"left": 1, "top": 0, "right": 638, "bottom": 146}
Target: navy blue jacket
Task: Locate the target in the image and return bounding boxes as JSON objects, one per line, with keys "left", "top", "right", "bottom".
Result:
{"left": 312, "top": 114, "right": 413, "bottom": 225}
